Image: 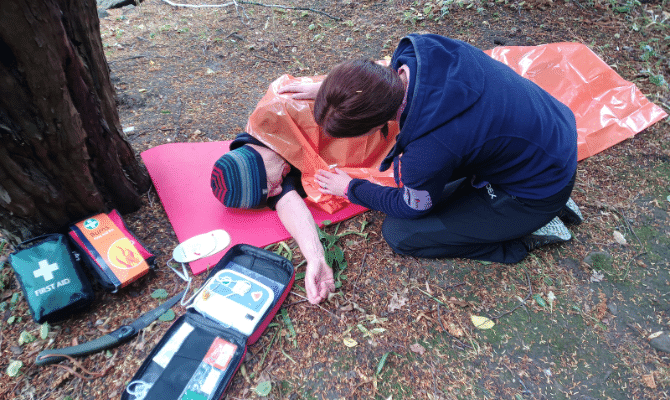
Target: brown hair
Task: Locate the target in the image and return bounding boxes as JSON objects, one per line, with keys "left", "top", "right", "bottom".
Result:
{"left": 314, "top": 59, "right": 405, "bottom": 138}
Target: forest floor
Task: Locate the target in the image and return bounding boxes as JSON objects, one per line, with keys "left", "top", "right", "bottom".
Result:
{"left": 2, "top": 0, "right": 670, "bottom": 399}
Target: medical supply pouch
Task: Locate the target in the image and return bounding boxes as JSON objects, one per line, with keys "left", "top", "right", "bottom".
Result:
{"left": 123, "top": 244, "right": 294, "bottom": 400}
{"left": 9, "top": 234, "right": 94, "bottom": 323}
{"left": 69, "top": 209, "right": 155, "bottom": 292}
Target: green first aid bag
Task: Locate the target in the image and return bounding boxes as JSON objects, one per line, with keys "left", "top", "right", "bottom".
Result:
{"left": 9, "top": 234, "right": 95, "bottom": 323}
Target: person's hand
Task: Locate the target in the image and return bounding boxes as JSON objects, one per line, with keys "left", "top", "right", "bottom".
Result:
{"left": 277, "top": 81, "right": 322, "bottom": 100}
{"left": 305, "top": 258, "right": 335, "bottom": 304}
{"left": 315, "top": 168, "right": 353, "bottom": 197}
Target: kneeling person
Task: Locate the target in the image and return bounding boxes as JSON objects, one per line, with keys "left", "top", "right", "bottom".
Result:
{"left": 211, "top": 133, "right": 335, "bottom": 304}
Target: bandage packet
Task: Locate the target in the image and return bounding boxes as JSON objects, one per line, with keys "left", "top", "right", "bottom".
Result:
{"left": 123, "top": 244, "right": 294, "bottom": 400}
{"left": 69, "top": 210, "right": 155, "bottom": 292}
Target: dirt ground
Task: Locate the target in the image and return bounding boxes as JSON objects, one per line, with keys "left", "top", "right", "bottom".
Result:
{"left": 1, "top": 0, "right": 670, "bottom": 399}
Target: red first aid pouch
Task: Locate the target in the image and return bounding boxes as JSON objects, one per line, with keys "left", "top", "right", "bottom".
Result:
{"left": 69, "top": 210, "right": 155, "bottom": 292}
{"left": 122, "top": 244, "right": 294, "bottom": 400}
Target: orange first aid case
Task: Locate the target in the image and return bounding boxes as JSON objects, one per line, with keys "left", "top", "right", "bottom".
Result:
{"left": 69, "top": 210, "right": 155, "bottom": 292}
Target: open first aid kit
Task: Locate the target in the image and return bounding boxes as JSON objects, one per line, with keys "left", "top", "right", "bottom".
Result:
{"left": 9, "top": 233, "right": 95, "bottom": 323}
{"left": 69, "top": 209, "right": 155, "bottom": 292}
{"left": 122, "top": 244, "right": 295, "bottom": 400}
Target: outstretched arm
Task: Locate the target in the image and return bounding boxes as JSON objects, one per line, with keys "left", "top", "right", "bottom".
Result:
{"left": 275, "top": 190, "right": 335, "bottom": 304}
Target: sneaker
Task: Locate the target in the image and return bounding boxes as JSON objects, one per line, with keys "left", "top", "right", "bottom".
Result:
{"left": 522, "top": 216, "right": 572, "bottom": 252}
{"left": 557, "top": 197, "right": 583, "bottom": 225}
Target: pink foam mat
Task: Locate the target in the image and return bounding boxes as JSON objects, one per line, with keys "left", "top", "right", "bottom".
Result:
{"left": 141, "top": 141, "right": 366, "bottom": 274}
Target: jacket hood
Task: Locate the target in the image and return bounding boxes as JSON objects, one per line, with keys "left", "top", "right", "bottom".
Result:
{"left": 381, "top": 34, "right": 485, "bottom": 171}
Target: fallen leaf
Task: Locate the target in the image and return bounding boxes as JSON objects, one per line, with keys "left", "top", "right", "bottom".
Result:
{"left": 326, "top": 292, "right": 341, "bottom": 302}
{"left": 18, "top": 330, "right": 36, "bottom": 346}
{"left": 97, "top": 324, "right": 113, "bottom": 333}
{"left": 52, "top": 371, "right": 72, "bottom": 388}
{"left": 352, "top": 302, "right": 366, "bottom": 313}
{"left": 387, "top": 288, "right": 409, "bottom": 312}
{"left": 547, "top": 291, "right": 556, "bottom": 304}
{"left": 366, "top": 315, "right": 387, "bottom": 324}
{"left": 448, "top": 297, "right": 469, "bottom": 308}
{"left": 447, "top": 323, "right": 464, "bottom": 337}
{"left": 416, "top": 312, "right": 434, "bottom": 322}
{"left": 339, "top": 303, "right": 354, "bottom": 312}
{"left": 376, "top": 352, "right": 391, "bottom": 375}
{"left": 590, "top": 270, "right": 605, "bottom": 283}
{"left": 613, "top": 231, "right": 627, "bottom": 245}
{"left": 471, "top": 315, "right": 495, "bottom": 330}
{"left": 343, "top": 337, "right": 358, "bottom": 347}
{"left": 642, "top": 373, "right": 657, "bottom": 389}
{"left": 151, "top": 289, "right": 168, "bottom": 299}
{"left": 533, "top": 294, "right": 547, "bottom": 308}
{"left": 158, "top": 309, "right": 175, "bottom": 322}
{"left": 6, "top": 360, "right": 23, "bottom": 377}
{"left": 409, "top": 343, "right": 425, "bottom": 355}
{"left": 648, "top": 331, "right": 664, "bottom": 340}
{"left": 254, "top": 380, "right": 272, "bottom": 396}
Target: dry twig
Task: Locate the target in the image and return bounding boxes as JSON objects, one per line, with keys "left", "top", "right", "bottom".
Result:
{"left": 290, "top": 291, "right": 341, "bottom": 320}
{"left": 36, "top": 353, "right": 113, "bottom": 381}
{"left": 490, "top": 270, "right": 532, "bottom": 321}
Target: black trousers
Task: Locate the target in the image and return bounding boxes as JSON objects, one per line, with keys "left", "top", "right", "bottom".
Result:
{"left": 381, "top": 175, "right": 575, "bottom": 264}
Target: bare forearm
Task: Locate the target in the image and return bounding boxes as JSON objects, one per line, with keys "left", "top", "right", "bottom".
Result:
{"left": 276, "top": 191, "right": 334, "bottom": 304}
{"left": 275, "top": 191, "right": 323, "bottom": 262}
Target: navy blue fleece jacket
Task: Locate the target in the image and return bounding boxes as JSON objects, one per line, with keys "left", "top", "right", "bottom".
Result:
{"left": 346, "top": 34, "right": 578, "bottom": 219}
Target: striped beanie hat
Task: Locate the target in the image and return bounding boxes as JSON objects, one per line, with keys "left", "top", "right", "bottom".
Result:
{"left": 211, "top": 146, "right": 268, "bottom": 208}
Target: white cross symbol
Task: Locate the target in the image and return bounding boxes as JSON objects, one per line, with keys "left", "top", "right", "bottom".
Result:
{"left": 83, "top": 219, "right": 98, "bottom": 230}
{"left": 34, "top": 260, "right": 59, "bottom": 281}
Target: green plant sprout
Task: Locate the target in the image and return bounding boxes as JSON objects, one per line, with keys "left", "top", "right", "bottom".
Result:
{"left": 317, "top": 220, "right": 369, "bottom": 288}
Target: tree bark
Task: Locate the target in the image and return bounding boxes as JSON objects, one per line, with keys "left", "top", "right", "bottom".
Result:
{"left": 0, "top": 0, "right": 151, "bottom": 240}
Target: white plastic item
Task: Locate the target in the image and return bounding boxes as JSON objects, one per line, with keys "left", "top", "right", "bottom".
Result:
{"left": 172, "top": 229, "right": 231, "bottom": 263}
{"left": 193, "top": 269, "right": 274, "bottom": 335}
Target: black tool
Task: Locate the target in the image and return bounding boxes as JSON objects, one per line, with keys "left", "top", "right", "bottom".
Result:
{"left": 35, "top": 290, "right": 185, "bottom": 366}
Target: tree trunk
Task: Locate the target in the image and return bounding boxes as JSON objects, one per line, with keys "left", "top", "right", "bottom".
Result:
{"left": 0, "top": 0, "right": 151, "bottom": 240}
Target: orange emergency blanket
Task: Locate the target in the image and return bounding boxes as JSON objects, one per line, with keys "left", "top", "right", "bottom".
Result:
{"left": 485, "top": 43, "right": 667, "bottom": 162}
{"left": 247, "top": 42, "right": 667, "bottom": 214}
{"left": 247, "top": 75, "right": 399, "bottom": 214}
